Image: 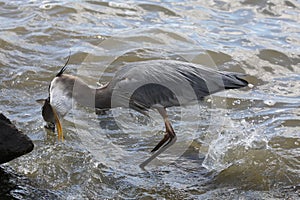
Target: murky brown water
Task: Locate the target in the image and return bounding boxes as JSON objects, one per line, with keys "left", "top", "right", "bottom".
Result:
{"left": 0, "top": 0, "right": 299, "bottom": 199}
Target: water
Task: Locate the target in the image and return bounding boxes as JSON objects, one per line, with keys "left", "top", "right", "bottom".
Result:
{"left": 0, "top": 0, "right": 299, "bottom": 199}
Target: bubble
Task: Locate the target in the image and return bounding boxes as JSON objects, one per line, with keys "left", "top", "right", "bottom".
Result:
{"left": 40, "top": 3, "right": 52, "bottom": 10}
{"left": 263, "top": 100, "right": 276, "bottom": 106}
{"left": 248, "top": 83, "right": 254, "bottom": 88}
{"left": 233, "top": 99, "right": 241, "bottom": 105}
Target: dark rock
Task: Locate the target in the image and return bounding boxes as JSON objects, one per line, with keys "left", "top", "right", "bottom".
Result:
{"left": 0, "top": 113, "right": 34, "bottom": 164}
{"left": 0, "top": 166, "right": 59, "bottom": 199}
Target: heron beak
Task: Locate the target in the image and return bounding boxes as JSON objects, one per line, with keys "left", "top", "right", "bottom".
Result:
{"left": 51, "top": 106, "right": 64, "bottom": 141}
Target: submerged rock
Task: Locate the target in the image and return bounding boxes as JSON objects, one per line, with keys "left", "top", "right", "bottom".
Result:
{"left": 0, "top": 113, "right": 34, "bottom": 164}
{"left": 0, "top": 166, "right": 59, "bottom": 199}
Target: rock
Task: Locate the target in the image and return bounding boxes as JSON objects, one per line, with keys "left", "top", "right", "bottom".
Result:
{"left": 0, "top": 166, "right": 59, "bottom": 199}
{"left": 0, "top": 113, "right": 34, "bottom": 164}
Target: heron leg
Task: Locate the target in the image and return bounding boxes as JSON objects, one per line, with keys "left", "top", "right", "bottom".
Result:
{"left": 151, "top": 107, "right": 176, "bottom": 152}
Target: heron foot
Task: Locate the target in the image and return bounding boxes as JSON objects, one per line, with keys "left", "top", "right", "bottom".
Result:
{"left": 151, "top": 129, "right": 176, "bottom": 152}
{"left": 140, "top": 134, "right": 177, "bottom": 169}
{"left": 140, "top": 106, "right": 177, "bottom": 168}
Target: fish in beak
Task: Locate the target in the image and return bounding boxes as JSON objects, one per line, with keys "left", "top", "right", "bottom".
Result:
{"left": 37, "top": 98, "right": 64, "bottom": 141}
{"left": 51, "top": 104, "right": 63, "bottom": 141}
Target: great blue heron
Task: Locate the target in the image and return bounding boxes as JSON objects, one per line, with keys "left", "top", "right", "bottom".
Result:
{"left": 38, "top": 59, "right": 248, "bottom": 166}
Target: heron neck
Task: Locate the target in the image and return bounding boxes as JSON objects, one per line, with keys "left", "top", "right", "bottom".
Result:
{"left": 72, "top": 80, "right": 96, "bottom": 108}
{"left": 70, "top": 77, "right": 111, "bottom": 109}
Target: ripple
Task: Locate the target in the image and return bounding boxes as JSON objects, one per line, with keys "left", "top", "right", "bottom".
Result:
{"left": 258, "top": 49, "right": 294, "bottom": 69}
{"left": 139, "top": 3, "right": 179, "bottom": 17}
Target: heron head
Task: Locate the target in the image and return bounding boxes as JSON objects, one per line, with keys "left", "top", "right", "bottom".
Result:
{"left": 36, "top": 97, "right": 55, "bottom": 130}
{"left": 37, "top": 56, "right": 72, "bottom": 141}
{"left": 36, "top": 96, "right": 64, "bottom": 141}
{"left": 37, "top": 74, "right": 77, "bottom": 141}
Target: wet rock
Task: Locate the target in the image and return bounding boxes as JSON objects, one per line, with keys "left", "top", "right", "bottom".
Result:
{"left": 0, "top": 166, "right": 59, "bottom": 199}
{"left": 0, "top": 113, "right": 34, "bottom": 164}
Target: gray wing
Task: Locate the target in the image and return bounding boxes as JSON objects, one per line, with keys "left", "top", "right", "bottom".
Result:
{"left": 107, "top": 60, "right": 248, "bottom": 110}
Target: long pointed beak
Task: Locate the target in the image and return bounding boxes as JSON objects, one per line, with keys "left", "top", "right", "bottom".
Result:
{"left": 51, "top": 106, "right": 64, "bottom": 141}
